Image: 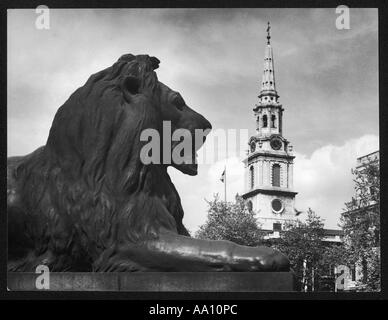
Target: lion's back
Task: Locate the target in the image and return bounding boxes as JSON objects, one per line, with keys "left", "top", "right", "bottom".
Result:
{"left": 7, "top": 155, "right": 27, "bottom": 209}
{"left": 7, "top": 148, "right": 46, "bottom": 261}
{"left": 7, "top": 147, "right": 45, "bottom": 209}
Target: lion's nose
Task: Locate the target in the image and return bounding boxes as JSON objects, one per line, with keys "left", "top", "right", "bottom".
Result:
{"left": 204, "top": 118, "right": 212, "bottom": 131}
{"left": 186, "top": 107, "right": 212, "bottom": 132}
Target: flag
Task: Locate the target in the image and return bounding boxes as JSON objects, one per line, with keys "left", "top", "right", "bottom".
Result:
{"left": 220, "top": 169, "right": 225, "bottom": 183}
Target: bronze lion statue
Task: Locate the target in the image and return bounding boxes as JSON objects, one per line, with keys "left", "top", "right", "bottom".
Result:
{"left": 8, "top": 54, "right": 289, "bottom": 272}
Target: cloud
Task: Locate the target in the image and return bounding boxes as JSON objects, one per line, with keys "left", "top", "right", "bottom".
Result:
{"left": 293, "top": 134, "right": 379, "bottom": 228}
{"left": 206, "top": 156, "right": 245, "bottom": 200}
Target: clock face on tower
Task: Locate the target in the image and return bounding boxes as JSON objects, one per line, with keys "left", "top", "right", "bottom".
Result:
{"left": 270, "top": 137, "right": 282, "bottom": 150}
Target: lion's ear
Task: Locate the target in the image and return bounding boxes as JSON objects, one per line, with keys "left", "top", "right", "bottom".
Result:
{"left": 122, "top": 75, "right": 141, "bottom": 95}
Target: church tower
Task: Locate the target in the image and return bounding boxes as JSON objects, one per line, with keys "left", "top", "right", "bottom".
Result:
{"left": 242, "top": 22, "right": 298, "bottom": 234}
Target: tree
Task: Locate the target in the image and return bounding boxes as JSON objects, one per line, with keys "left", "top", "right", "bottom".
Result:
{"left": 320, "top": 242, "right": 348, "bottom": 291}
{"left": 195, "top": 194, "right": 263, "bottom": 246}
{"left": 321, "top": 244, "right": 348, "bottom": 272}
{"left": 270, "top": 209, "right": 328, "bottom": 292}
{"left": 340, "top": 160, "right": 380, "bottom": 291}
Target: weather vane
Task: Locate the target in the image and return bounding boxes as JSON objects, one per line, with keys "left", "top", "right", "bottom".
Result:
{"left": 266, "top": 21, "right": 271, "bottom": 45}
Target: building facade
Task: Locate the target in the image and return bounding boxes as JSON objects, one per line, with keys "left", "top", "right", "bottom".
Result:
{"left": 356, "top": 150, "right": 379, "bottom": 170}
{"left": 242, "top": 23, "right": 298, "bottom": 233}
{"left": 336, "top": 150, "right": 380, "bottom": 291}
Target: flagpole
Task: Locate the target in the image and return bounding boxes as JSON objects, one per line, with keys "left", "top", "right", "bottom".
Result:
{"left": 224, "top": 166, "right": 227, "bottom": 202}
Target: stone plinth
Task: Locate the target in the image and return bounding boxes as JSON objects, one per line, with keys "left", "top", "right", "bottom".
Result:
{"left": 8, "top": 272, "right": 296, "bottom": 291}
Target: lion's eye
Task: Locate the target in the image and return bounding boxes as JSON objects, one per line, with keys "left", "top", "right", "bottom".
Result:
{"left": 173, "top": 95, "right": 185, "bottom": 111}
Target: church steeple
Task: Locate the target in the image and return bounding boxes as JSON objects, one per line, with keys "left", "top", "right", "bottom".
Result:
{"left": 259, "top": 22, "right": 279, "bottom": 103}
{"left": 242, "top": 22, "right": 297, "bottom": 235}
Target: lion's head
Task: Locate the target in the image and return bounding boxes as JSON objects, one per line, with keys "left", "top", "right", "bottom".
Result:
{"left": 46, "top": 54, "right": 211, "bottom": 188}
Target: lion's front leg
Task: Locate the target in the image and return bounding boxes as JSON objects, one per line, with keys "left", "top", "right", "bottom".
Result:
{"left": 114, "top": 229, "right": 290, "bottom": 272}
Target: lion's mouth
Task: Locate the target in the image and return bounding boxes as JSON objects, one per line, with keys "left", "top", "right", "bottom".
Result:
{"left": 175, "top": 163, "right": 198, "bottom": 176}
{"left": 171, "top": 132, "right": 206, "bottom": 176}
{"left": 172, "top": 151, "right": 199, "bottom": 176}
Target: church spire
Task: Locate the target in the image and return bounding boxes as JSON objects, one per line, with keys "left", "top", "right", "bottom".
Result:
{"left": 259, "top": 21, "right": 278, "bottom": 102}
{"left": 254, "top": 22, "right": 283, "bottom": 136}
{"left": 243, "top": 22, "right": 296, "bottom": 234}
{"left": 266, "top": 21, "right": 271, "bottom": 44}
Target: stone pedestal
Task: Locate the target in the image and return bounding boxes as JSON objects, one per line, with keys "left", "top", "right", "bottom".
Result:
{"left": 8, "top": 272, "right": 296, "bottom": 291}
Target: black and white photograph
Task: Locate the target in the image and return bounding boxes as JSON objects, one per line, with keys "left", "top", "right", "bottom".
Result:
{"left": 2, "top": 1, "right": 386, "bottom": 308}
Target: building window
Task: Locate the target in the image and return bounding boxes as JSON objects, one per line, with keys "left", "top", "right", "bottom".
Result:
{"left": 351, "top": 266, "right": 356, "bottom": 281}
{"left": 271, "top": 199, "right": 283, "bottom": 213}
{"left": 271, "top": 115, "right": 276, "bottom": 128}
{"left": 263, "top": 115, "right": 268, "bottom": 127}
{"left": 272, "top": 163, "right": 281, "bottom": 187}
{"left": 250, "top": 166, "right": 254, "bottom": 189}
{"left": 273, "top": 223, "right": 282, "bottom": 231}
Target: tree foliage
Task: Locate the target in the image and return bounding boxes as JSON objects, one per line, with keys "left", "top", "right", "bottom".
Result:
{"left": 270, "top": 209, "right": 336, "bottom": 292}
{"left": 340, "top": 160, "right": 380, "bottom": 291}
{"left": 195, "top": 195, "right": 263, "bottom": 246}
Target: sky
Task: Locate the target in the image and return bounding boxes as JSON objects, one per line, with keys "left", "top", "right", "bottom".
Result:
{"left": 8, "top": 8, "right": 379, "bottom": 232}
